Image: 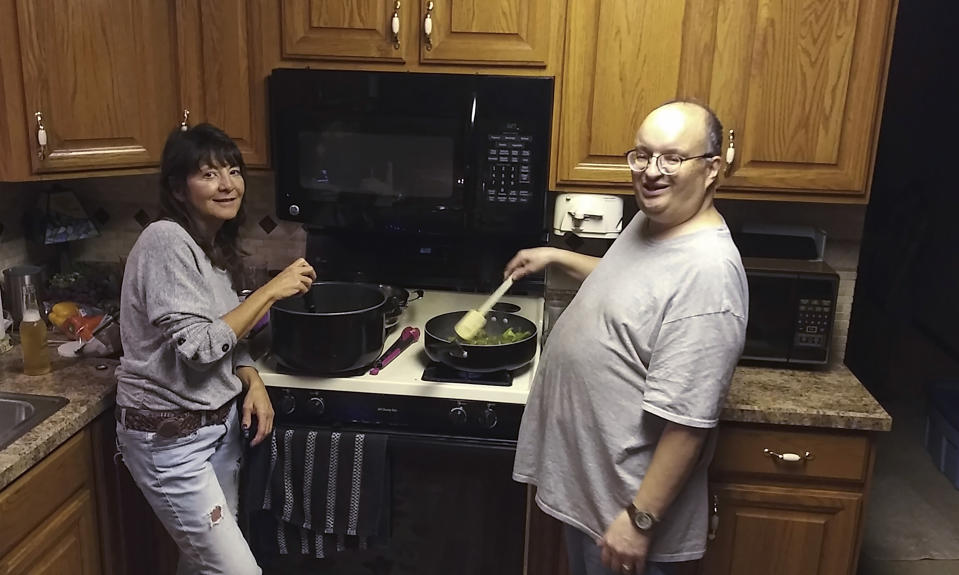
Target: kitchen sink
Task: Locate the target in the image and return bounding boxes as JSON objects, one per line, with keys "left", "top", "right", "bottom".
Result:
{"left": 0, "top": 392, "right": 69, "bottom": 451}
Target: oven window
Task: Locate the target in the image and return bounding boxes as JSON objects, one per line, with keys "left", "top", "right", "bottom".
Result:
{"left": 298, "top": 125, "right": 456, "bottom": 200}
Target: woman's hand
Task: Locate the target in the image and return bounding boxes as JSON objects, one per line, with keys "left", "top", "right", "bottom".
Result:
{"left": 265, "top": 258, "right": 316, "bottom": 301}
{"left": 503, "top": 247, "right": 557, "bottom": 281}
{"left": 238, "top": 367, "right": 274, "bottom": 446}
{"left": 598, "top": 510, "right": 651, "bottom": 574}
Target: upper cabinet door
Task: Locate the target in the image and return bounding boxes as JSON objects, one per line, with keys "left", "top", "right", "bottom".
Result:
{"left": 709, "top": 0, "right": 896, "bottom": 198}
{"left": 418, "top": 0, "right": 551, "bottom": 66}
{"left": 556, "top": 0, "right": 716, "bottom": 185}
{"left": 15, "top": 0, "right": 177, "bottom": 173}
{"left": 281, "top": 0, "right": 409, "bottom": 63}
{"left": 176, "top": 0, "right": 269, "bottom": 167}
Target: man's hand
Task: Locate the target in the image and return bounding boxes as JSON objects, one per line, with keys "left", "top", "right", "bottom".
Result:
{"left": 598, "top": 510, "right": 651, "bottom": 574}
{"left": 239, "top": 368, "right": 274, "bottom": 446}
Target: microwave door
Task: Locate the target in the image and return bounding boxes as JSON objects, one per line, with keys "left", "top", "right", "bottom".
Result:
{"left": 742, "top": 272, "right": 797, "bottom": 363}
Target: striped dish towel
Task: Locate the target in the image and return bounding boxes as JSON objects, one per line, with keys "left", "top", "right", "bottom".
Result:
{"left": 244, "top": 426, "right": 389, "bottom": 559}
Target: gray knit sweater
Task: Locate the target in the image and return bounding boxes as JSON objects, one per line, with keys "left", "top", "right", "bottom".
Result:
{"left": 116, "top": 220, "right": 254, "bottom": 411}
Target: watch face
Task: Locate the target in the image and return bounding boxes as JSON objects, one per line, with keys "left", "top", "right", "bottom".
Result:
{"left": 633, "top": 511, "right": 654, "bottom": 530}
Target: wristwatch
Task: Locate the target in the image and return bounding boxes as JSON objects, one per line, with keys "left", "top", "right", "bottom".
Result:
{"left": 626, "top": 503, "right": 659, "bottom": 533}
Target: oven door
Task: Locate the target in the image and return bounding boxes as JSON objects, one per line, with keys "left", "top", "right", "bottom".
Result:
{"left": 249, "top": 428, "right": 528, "bottom": 575}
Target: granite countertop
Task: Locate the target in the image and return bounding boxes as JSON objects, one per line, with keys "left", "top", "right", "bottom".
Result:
{"left": 723, "top": 363, "right": 892, "bottom": 431}
{"left": 0, "top": 344, "right": 118, "bottom": 492}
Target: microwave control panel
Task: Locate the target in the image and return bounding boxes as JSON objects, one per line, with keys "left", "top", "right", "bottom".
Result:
{"left": 484, "top": 131, "right": 534, "bottom": 205}
{"left": 794, "top": 298, "right": 833, "bottom": 347}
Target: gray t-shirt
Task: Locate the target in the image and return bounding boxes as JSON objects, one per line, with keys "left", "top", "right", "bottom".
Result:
{"left": 116, "top": 220, "right": 254, "bottom": 411}
{"left": 513, "top": 212, "right": 747, "bottom": 562}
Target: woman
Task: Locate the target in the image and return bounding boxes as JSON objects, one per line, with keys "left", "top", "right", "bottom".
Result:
{"left": 115, "top": 123, "right": 316, "bottom": 574}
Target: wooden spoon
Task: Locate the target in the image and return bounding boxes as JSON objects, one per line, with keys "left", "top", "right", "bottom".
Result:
{"left": 454, "top": 275, "right": 514, "bottom": 341}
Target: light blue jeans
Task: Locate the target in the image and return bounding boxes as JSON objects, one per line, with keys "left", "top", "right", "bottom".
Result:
{"left": 116, "top": 402, "right": 261, "bottom": 575}
{"left": 564, "top": 524, "right": 682, "bottom": 575}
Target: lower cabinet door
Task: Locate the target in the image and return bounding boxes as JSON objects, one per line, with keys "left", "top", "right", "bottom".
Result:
{"left": 0, "top": 487, "right": 102, "bottom": 574}
{"left": 703, "top": 483, "right": 861, "bottom": 575}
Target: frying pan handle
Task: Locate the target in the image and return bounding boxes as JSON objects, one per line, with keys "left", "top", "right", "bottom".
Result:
{"left": 438, "top": 339, "right": 468, "bottom": 359}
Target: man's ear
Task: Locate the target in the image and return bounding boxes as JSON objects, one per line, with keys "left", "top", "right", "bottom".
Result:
{"left": 705, "top": 156, "right": 722, "bottom": 190}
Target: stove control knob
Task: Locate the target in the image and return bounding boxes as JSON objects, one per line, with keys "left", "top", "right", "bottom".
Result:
{"left": 449, "top": 405, "right": 468, "bottom": 425}
{"left": 277, "top": 392, "right": 296, "bottom": 415}
{"left": 307, "top": 395, "right": 325, "bottom": 415}
{"left": 482, "top": 407, "right": 498, "bottom": 430}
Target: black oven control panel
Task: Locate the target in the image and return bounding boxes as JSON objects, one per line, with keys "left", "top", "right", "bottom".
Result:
{"left": 485, "top": 132, "right": 534, "bottom": 205}
{"left": 268, "top": 387, "right": 525, "bottom": 441}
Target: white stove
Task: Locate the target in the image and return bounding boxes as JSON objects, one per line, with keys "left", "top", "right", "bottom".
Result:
{"left": 255, "top": 290, "right": 544, "bottom": 405}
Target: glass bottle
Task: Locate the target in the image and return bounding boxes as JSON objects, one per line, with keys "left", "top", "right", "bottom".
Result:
{"left": 20, "top": 284, "right": 51, "bottom": 375}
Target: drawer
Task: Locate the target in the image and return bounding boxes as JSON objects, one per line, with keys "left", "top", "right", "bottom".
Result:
{"left": 710, "top": 425, "right": 871, "bottom": 483}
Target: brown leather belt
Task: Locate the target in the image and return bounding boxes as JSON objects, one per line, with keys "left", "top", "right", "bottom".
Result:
{"left": 115, "top": 400, "right": 234, "bottom": 438}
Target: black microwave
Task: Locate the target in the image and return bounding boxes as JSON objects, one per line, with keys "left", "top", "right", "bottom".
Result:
{"left": 269, "top": 69, "right": 552, "bottom": 237}
{"left": 741, "top": 258, "right": 840, "bottom": 367}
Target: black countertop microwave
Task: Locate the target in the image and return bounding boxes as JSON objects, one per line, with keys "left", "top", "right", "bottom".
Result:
{"left": 742, "top": 257, "right": 840, "bottom": 367}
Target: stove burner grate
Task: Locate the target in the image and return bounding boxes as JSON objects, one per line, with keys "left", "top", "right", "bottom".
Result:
{"left": 422, "top": 362, "right": 513, "bottom": 386}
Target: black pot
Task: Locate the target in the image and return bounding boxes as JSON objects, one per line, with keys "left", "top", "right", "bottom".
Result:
{"left": 424, "top": 310, "right": 537, "bottom": 373}
{"left": 271, "top": 282, "right": 388, "bottom": 374}
{"left": 379, "top": 285, "right": 424, "bottom": 328}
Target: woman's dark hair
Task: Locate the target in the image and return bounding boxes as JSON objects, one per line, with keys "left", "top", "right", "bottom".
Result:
{"left": 158, "top": 123, "right": 248, "bottom": 288}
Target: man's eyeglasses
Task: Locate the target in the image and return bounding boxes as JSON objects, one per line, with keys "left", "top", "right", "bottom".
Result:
{"left": 624, "top": 150, "right": 715, "bottom": 176}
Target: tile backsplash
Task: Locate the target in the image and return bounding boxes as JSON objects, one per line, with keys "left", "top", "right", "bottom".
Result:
{"left": 4, "top": 175, "right": 863, "bottom": 363}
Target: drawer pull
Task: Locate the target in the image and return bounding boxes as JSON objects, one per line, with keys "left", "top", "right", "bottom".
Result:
{"left": 764, "top": 448, "right": 814, "bottom": 462}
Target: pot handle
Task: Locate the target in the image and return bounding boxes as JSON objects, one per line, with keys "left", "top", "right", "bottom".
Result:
{"left": 405, "top": 289, "right": 424, "bottom": 305}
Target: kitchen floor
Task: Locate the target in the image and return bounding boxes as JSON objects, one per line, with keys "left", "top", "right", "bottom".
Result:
{"left": 857, "top": 394, "right": 959, "bottom": 575}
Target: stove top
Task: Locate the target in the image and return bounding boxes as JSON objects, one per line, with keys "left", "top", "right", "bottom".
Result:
{"left": 255, "top": 289, "right": 544, "bottom": 405}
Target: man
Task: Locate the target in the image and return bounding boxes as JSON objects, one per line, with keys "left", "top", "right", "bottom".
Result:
{"left": 506, "top": 101, "right": 748, "bottom": 575}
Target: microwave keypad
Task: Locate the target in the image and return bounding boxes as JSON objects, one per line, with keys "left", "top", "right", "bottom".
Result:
{"left": 486, "top": 133, "right": 532, "bottom": 204}
{"left": 795, "top": 298, "right": 831, "bottom": 347}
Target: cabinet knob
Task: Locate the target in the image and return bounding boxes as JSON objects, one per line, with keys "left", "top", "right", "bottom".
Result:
{"left": 724, "top": 129, "right": 736, "bottom": 176}
{"left": 34, "top": 112, "right": 47, "bottom": 160}
{"left": 423, "top": 1, "right": 434, "bottom": 51}
{"left": 180, "top": 109, "right": 191, "bottom": 132}
{"left": 392, "top": 1, "right": 401, "bottom": 49}
{"left": 763, "top": 448, "right": 814, "bottom": 462}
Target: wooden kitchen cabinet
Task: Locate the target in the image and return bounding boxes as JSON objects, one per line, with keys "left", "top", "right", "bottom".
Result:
{"left": 0, "top": 430, "right": 102, "bottom": 574}
{"left": 703, "top": 484, "right": 861, "bottom": 575}
{"left": 554, "top": 0, "right": 898, "bottom": 203}
{"left": 0, "top": 0, "right": 179, "bottom": 180}
{"left": 279, "top": 0, "right": 552, "bottom": 68}
{"left": 702, "top": 423, "right": 876, "bottom": 575}
{"left": 175, "top": 0, "right": 271, "bottom": 167}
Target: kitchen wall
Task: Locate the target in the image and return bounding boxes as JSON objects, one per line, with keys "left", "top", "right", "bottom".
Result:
{"left": 0, "top": 183, "right": 31, "bottom": 272}
{"left": 3, "top": 175, "right": 863, "bottom": 363}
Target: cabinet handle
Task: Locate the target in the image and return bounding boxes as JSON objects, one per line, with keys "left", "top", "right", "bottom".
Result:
{"left": 763, "top": 448, "right": 814, "bottom": 462}
{"left": 180, "top": 108, "right": 191, "bottom": 132}
{"left": 423, "top": 1, "right": 434, "bottom": 51}
{"left": 724, "top": 129, "right": 736, "bottom": 176}
{"left": 707, "top": 494, "right": 719, "bottom": 541}
{"left": 34, "top": 112, "right": 47, "bottom": 160}
{"left": 391, "top": 1, "right": 401, "bottom": 49}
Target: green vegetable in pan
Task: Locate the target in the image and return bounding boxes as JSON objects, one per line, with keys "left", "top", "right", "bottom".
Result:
{"left": 453, "top": 327, "right": 532, "bottom": 345}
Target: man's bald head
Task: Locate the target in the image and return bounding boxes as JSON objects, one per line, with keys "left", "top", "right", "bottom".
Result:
{"left": 651, "top": 100, "right": 723, "bottom": 158}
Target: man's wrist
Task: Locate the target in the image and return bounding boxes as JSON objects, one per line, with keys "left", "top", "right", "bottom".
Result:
{"left": 626, "top": 503, "right": 660, "bottom": 533}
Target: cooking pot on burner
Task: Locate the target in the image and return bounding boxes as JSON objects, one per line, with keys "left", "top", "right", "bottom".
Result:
{"left": 271, "top": 282, "right": 388, "bottom": 374}
{"left": 424, "top": 310, "right": 537, "bottom": 373}
{"left": 379, "top": 285, "right": 424, "bottom": 328}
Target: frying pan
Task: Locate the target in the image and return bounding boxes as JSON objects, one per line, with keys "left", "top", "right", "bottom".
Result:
{"left": 424, "top": 310, "right": 537, "bottom": 373}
